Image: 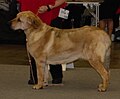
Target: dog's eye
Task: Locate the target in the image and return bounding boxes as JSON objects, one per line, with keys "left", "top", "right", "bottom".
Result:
{"left": 17, "top": 18, "right": 21, "bottom": 22}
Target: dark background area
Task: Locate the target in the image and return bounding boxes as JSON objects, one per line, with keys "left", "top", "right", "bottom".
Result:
{"left": 0, "top": 0, "right": 26, "bottom": 44}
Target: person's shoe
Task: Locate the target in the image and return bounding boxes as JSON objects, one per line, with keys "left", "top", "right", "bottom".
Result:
{"left": 52, "top": 78, "right": 62, "bottom": 84}
{"left": 28, "top": 79, "right": 37, "bottom": 85}
{"left": 50, "top": 78, "right": 64, "bottom": 86}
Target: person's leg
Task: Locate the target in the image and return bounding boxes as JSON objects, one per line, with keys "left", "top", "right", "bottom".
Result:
{"left": 99, "top": 20, "right": 106, "bottom": 30}
{"left": 107, "top": 19, "right": 113, "bottom": 38}
{"left": 49, "top": 64, "right": 63, "bottom": 84}
{"left": 99, "top": 19, "right": 113, "bottom": 38}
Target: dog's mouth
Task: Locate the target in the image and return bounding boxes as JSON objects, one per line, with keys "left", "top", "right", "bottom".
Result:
{"left": 9, "top": 20, "right": 16, "bottom": 30}
{"left": 10, "top": 21, "right": 23, "bottom": 31}
{"left": 10, "top": 24, "right": 18, "bottom": 30}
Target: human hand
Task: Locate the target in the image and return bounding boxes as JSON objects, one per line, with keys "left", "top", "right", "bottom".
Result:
{"left": 38, "top": 6, "right": 48, "bottom": 13}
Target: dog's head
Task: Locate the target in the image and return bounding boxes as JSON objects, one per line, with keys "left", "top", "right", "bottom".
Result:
{"left": 11, "top": 11, "right": 43, "bottom": 31}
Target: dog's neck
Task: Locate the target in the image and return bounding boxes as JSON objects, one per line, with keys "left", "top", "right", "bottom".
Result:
{"left": 24, "top": 23, "right": 45, "bottom": 35}
{"left": 25, "top": 23, "right": 51, "bottom": 44}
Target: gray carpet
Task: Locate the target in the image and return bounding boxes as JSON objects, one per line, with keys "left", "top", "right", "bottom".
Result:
{"left": 0, "top": 64, "right": 120, "bottom": 99}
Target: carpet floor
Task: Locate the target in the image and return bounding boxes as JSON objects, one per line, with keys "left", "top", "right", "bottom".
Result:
{"left": 0, "top": 65, "right": 120, "bottom": 99}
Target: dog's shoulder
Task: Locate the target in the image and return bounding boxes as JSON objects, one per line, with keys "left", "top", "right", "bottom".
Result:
{"left": 48, "top": 27, "right": 62, "bottom": 38}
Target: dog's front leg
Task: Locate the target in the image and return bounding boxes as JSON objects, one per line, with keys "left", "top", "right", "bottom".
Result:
{"left": 33, "top": 62, "right": 44, "bottom": 89}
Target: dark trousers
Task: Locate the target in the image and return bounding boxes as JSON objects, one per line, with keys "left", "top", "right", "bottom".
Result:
{"left": 49, "top": 64, "right": 63, "bottom": 80}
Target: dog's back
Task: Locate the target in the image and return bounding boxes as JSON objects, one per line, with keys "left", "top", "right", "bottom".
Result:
{"left": 46, "top": 26, "right": 111, "bottom": 65}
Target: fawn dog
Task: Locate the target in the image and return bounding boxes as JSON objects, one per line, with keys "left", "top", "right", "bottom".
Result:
{"left": 11, "top": 11, "right": 111, "bottom": 92}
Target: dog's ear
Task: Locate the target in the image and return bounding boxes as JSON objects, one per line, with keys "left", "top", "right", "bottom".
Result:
{"left": 27, "top": 15, "right": 43, "bottom": 29}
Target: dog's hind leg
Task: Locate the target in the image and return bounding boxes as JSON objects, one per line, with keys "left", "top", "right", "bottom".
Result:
{"left": 104, "top": 47, "right": 111, "bottom": 72}
{"left": 88, "top": 58, "right": 109, "bottom": 92}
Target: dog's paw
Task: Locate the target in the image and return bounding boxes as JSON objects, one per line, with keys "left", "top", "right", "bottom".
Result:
{"left": 43, "top": 82, "right": 48, "bottom": 87}
{"left": 98, "top": 84, "right": 107, "bottom": 92}
{"left": 32, "top": 84, "right": 43, "bottom": 90}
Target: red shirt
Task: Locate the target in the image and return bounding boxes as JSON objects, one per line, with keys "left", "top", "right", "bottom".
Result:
{"left": 116, "top": 7, "right": 120, "bottom": 14}
{"left": 18, "top": 0, "right": 66, "bottom": 25}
